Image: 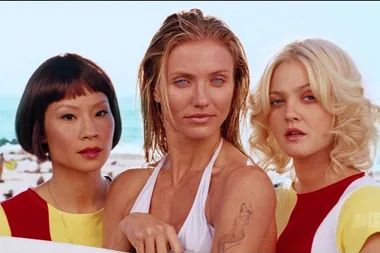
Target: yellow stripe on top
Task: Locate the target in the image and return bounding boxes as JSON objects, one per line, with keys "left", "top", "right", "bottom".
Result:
{"left": 47, "top": 204, "right": 104, "bottom": 247}
{"left": 0, "top": 205, "right": 11, "bottom": 236}
{"left": 337, "top": 186, "right": 380, "bottom": 253}
{"left": 275, "top": 180, "right": 297, "bottom": 238}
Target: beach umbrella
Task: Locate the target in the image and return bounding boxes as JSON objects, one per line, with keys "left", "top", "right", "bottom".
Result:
{"left": 5, "top": 160, "right": 17, "bottom": 171}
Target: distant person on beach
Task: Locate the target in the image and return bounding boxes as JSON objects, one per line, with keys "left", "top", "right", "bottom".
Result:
{"left": 0, "top": 53, "right": 122, "bottom": 248}
{"left": 0, "top": 153, "right": 5, "bottom": 183}
{"left": 249, "top": 38, "right": 380, "bottom": 252}
{"left": 3, "top": 189, "right": 13, "bottom": 200}
{"left": 103, "top": 9, "right": 276, "bottom": 253}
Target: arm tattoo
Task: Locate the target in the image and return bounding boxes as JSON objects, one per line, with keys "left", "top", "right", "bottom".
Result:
{"left": 217, "top": 202, "right": 253, "bottom": 253}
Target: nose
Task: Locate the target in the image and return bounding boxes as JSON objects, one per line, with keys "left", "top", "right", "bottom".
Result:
{"left": 192, "top": 82, "right": 210, "bottom": 108}
{"left": 284, "top": 101, "right": 301, "bottom": 122}
{"left": 80, "top": 116, "right": 99, "bottom": 140}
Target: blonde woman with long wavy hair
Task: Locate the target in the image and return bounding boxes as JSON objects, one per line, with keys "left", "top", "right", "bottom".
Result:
{"left": 249, "top": 38, "right": 380, "bottom": 253}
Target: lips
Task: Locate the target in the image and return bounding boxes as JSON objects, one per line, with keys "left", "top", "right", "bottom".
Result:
{"left": 185, "top": 113, "right": 214, "bottom": 118}
{"left": 285, "top": 128, "right": 305, "bottom": 136}
{"left": 285, "top": 128, "right": 306, "bottom": 142}
{"left": 78, "top": 147, "right": 102, "bottom": 159}
{"left": 184, "top": 113, "right": 214, "bottom": 124}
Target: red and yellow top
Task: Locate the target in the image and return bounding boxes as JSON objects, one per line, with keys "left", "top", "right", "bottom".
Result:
{"left": 0, "top": 188, "right": 103, "bottom": 247}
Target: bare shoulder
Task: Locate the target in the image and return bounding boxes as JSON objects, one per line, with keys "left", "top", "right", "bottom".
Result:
{"left": 112, "top": 167, "right": 153, "bottom": 189}
{"left": 223, "top": 164, "right": 275, "bottom": 197}
{"left": 216, "top": 141, "right": 274, "bottom": 194}
{"left": 103, "top": 166, "right": 156, "bottom": 250}
{"left": 106, "top": 166, "right": 154, "bottom": 214}
{"left": 208, "top": 160, "right": 277, "bottom": 247}
{"left": 209, "top": 159, "right": 276, "bottom": 225}
{"left": 211, "top": 142, "right": 275, "bottom": 203}
{"left": 110, "top": 167, "right": 153, "bottom": 197}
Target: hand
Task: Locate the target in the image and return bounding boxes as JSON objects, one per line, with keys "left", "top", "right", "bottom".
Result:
{"left": 119, "top": 212, "right": 184, "bottom": 253}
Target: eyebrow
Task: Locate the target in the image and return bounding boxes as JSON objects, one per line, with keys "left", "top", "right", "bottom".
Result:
{"left": 209, "top": 69, "right": 231, "bottom": 75}
{"left": 169, "top": 71, "right": 195, "bottom": 79}
{"left": 54, "top": 99, "right": 109, "bottom": 111}
{"left": 169, "top": 69, "right": 231, "bottom": 78}
{"left": 269, "top": 83, "right": 311, "bottom": 95}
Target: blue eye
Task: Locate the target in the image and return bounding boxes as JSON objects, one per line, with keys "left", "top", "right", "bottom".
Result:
{"left": 270, "top": 99, "right": 283, "bottom": 105}
{"left": 175, "top": 79, "right": 189, "bottom": 86}
{"left": 212, "top": 78, "right": 224, "bottom": 85}
{"left": 61, "top": 114, "right": 75, "bottom": 120}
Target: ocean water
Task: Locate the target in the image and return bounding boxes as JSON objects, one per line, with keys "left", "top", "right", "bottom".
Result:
{"left": 0, "top": 96, "right": 144, "bottom": 155}
{"left": 1, "top": 96, "right": 379, "bottom": 169}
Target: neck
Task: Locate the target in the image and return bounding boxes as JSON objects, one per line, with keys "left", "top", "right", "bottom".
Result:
{"left": 165, "top": 131, "right": 222, "bottom": 186}
{"left": 292, "top": 151, "right": 330, "bottom": 193}
{"left": 292, "top": 149, "right": 361, "bottom": 193}
{"left": 47, "top": 167, "right": 106, "bottom": 213}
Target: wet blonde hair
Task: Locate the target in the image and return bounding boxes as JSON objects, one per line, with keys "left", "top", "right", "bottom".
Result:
{"left": 138, "top": 9, "right": 250, "bottom": 162}
{"left": 249, "top": 38, "right": 380, "bottom": 174}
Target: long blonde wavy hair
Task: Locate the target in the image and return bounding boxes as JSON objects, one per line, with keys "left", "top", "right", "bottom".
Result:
{"left": 249, "top": 38, "right": 380, "bottom": 174}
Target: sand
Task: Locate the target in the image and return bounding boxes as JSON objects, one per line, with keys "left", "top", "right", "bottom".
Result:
{"left": 1, "top": 144, "right": 379, "bottom": 202}
{"left": 0, "top": 144, "right": 147, "bottom": 201}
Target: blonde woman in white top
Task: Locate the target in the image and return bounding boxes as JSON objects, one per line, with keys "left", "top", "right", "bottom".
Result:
{"left": 103, "top": 8, "right": 276, "bottom": 253}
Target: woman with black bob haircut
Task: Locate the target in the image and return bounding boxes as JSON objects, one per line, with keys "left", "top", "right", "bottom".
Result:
{"left": 0, "top": 53, "right": 121, "bottom": 248}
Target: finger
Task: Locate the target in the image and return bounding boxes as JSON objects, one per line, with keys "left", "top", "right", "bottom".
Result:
{"left": 129, "top": 229, "right": 145, "bottom": 253}
{"left": 144, "top": 236, "right": 156, "bottom": 253}
{"left": 165, "top": 226, "right": 183, "bottom": 253}
{"left": 134, "top": 241, "right": 145, "bottom": 253}
{"left": 155, "top": 233, "right": 168, "bottom": 253}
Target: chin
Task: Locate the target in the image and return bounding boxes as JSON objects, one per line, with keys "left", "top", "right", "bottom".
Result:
{"left": 77, "top": 164, "right": 104, "bottom": 173}
{"left": 182, "top": 127, "right": 217, "bottom": 140}
{"left": 77, "top": 158, "right": 107, "bottom": 172}
{"left": 283, "top": 149, "right": 314, "bottom": 160}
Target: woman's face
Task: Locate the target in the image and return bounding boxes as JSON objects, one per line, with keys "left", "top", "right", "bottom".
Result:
{"left": 44, "top": 90, "right": 115, "bottom": 172}
{"left": 268, "top": 60, "right": 334, "bottom": 160}
{"left": 155, "top": 40, "right": 235, "bottom": 141}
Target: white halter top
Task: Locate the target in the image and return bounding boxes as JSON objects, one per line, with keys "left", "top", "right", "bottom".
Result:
{"left": 130, "top": 139, "right": 224, "bottom": 253}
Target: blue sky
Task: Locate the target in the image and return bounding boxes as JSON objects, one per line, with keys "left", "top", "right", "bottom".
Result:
{"left": 0, "top": 1, "right": 379, "bottom": 104}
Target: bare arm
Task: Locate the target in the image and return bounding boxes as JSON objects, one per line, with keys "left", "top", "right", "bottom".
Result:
{"left": 211, "top": 166, "right": 276, "bottom": 253}
{"left": 360, "top": 233, "right": 380, "bottom": 253}
{"left": 103, "top": 166, "right": 183, "bottom": 253}
{"left": 103, "top": 169, "right": 146, "bottom": 251}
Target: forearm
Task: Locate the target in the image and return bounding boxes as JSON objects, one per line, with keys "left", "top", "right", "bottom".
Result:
{"left": 102, "top": 221, "right": 133, "bottom": 251}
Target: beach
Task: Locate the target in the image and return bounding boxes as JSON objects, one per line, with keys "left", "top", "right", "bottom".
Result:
{"left": 0, "top": 144, "right": 147, "bottom": 202}
{"left": 0, "top": 143, "right": 288, "bottom": 202}
{"left": 1, "top": 143, "right": 380, "bottom": 202}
